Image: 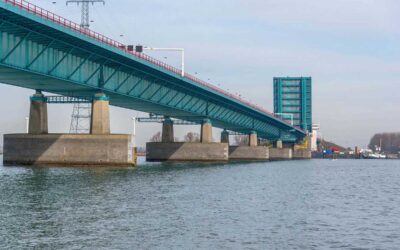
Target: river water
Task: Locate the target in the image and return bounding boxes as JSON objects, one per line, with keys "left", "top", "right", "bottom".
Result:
{"left": 0, "top": 157, "right": 400, "bottom": 249}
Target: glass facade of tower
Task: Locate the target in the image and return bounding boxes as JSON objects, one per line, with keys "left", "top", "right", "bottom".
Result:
{"left": 273, "top": 77, "right": 312, "bottom": 132}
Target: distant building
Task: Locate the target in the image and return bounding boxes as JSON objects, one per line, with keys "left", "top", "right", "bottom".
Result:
{"left": 311, "top": 124, "right": 320, "bottom": 151}
{"left": 273, "top": 77, "right": 312, "bottom": 132}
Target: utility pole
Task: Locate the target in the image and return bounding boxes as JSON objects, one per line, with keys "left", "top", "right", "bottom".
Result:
{"left": 66, "top": 0, "right": 105, "bottom": 29}
{"left": 66, "top": 0, "right": 105, "bottom": 133}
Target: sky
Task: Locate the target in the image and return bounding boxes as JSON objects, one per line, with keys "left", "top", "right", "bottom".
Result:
{"left": 0, "top": 0, "right": 399, "bottom": 148}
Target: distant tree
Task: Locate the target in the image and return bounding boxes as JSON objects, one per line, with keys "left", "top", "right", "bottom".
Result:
{"left": 184, "top": 132, "right": 200, "bottom": 142}
{"left": 234, "top": 135, "right": 249, "bottom": 146}
{"left": 150, "top": 132, "right": 161, "bottom": 142}
{"left": 369, "top": 132, "right": 400, "bottom": 153}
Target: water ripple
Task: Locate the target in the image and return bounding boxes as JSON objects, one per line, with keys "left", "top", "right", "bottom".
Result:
{"left": 1, "top": 157, "right": 400, "bottom": 249}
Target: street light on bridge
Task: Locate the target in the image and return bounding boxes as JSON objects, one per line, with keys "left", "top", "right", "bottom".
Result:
{"left": 139, "top": 46, "right": 185, "bottom": 77}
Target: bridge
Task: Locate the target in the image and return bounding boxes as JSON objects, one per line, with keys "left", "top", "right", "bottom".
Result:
{"left": 0, "top": 0, "right": 310, "bottom": 165}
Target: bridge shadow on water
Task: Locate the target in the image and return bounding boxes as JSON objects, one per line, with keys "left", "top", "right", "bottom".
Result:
{"left": 139, "top": 158, "right": 270, "bottom": 173}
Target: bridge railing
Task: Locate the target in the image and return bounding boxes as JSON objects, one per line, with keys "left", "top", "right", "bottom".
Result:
{"left": 3, "top": 0, "right": 304, "bottom": 133}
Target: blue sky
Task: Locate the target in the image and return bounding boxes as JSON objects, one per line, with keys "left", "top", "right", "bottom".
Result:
{"left": 0, "top": 0, "right": 399, "bottom": 148}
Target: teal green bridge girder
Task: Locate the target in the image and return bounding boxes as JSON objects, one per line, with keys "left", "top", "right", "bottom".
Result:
{"left": 0, "top": 0, "right": 306, "bottom": 142}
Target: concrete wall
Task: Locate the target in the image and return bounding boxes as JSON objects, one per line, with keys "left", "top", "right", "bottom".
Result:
{"left": 269, "top": 148, "right": 292, "bottom": 160}
{"left": 293, "top": 149, "right": 312, "bottom": 159}
{"left": 229, "top": 146, "right": 269, "bottom": 161}
{"left": 147, "top": 142, "right": 228, "bottom": 161}
{"left": 3, "top": 134, "right": 134, "bottom": 166}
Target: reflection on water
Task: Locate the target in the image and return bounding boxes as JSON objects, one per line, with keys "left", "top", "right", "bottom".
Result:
{"left": 1, "top": 156, "right": 400, "bottom": 249}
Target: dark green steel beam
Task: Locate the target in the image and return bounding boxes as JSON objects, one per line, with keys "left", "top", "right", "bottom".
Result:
{"left": 127, "top": 76, "right": 147, "bottom": 95}
{"left": 84, "top": 58, "right": 109, "bottom": 84}
{"left": 1, "top": 31, "right": 31, "bottom": 62}
{"left": 165, "top": 92, "right": 182, "bottom": 106}
{"left": 156, "top": 88, "right": 172, "bottom": 102}
{"left": 103, "top": 65, "right": 123, "bottom": 88}
{"left": 148, "top": 85, "right": 164, "bottom": 100}
{"left": 114, "top": 74, "right": 132, "bottom": 92}
{"left": 67, "top": 53, "right": 93, "bottom": 79}
{"left": 48, "top": 47, "right": 74, "bottom": 74}
{"left": 26, "top": 40, "right": 55, "bottom": 69}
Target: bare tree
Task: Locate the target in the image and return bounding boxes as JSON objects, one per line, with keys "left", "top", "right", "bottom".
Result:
{"left": 184, "top": 132, "right": 200, "bottom": 142}
{"left": 150, "top": 132, "right": 161, "bottom": 142}
{"left": 369, "top": 132, "right": 400, "bottom": 153}
{"left": 234, "top": 135, "right": 249, "bottom": 146}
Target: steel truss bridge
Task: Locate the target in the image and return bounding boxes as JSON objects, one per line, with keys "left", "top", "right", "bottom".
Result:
{"left": 0, "top": 0, "right": 306, "bottom": 142}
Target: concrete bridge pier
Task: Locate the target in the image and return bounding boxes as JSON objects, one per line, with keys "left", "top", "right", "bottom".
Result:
{"left": 28, "top": 90, "right": 48, "bottom": 134}
{"left": 162, "top": 117, "right": 174, "bottom": 143}
{"left": 90, "top": 92, "right": 110, "bottom": 134}
{"left": 146, "top": 118, "right": 228, "bottom": 162}
{"left": 229, "top": 131, "right": 269, "bottom": 161}
{"left": 276, "top": 140, "right": 283, "bottom": 149}
{"left": 248, "top": 131, "right": 258, "bottom": 147}
{"left": 221, "top": 129, "right": 229, "bottom": 144}
{"left": 200, "top": 119, "right": 213, "bottom": 143}
{"left": 3, "top": 91, "right": 135, "bottom": 166}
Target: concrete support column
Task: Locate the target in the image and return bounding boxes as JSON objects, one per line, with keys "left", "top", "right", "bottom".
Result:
{"left": 29, "top": 90, "right": 48, "bottom": 134}
{"left": 90, "top": 92, "right": 110, "bottom": 135}
{"left": 200, "top": 119, "right": 213, "bottom": 143}
{"left": 276, "top": 140, "right": 283, "bottom": 149}
{"left": 221, "top": 129, "right": 229, "bottom": 144}
{"left": 162, "top": 117, "right": 174, "bottom": 143}
{"left": 248, "top": 131, "right": 258, "bottom": 147}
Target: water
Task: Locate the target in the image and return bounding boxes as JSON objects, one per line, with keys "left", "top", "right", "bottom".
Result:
{"left": 1, "top": 157, "right": 400, "bottom": 249}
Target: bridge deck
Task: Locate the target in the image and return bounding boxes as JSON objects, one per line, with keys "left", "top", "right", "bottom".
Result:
{"left": 0, "top": 0, "right": 306, "bottom": 141}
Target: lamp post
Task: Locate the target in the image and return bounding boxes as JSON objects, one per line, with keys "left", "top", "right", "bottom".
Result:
{"left": 25, "top": 117, "right": 29, "bottom": 134}
{"left": 131, "top": 116, "right": 136, "bottom": 148}
{"left": 142, "top": 47, "right": 185, "bottom": 77}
